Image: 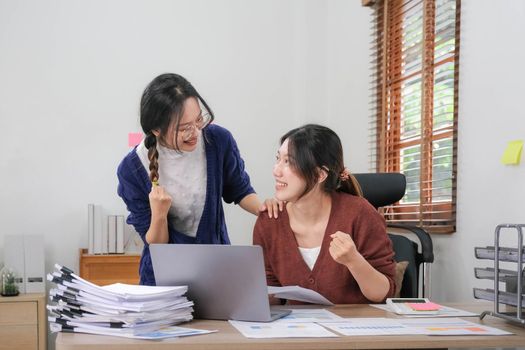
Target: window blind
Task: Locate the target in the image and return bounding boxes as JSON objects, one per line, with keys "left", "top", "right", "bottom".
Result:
{"left": 367, "top": 0, "right": 461, "bottom": 233}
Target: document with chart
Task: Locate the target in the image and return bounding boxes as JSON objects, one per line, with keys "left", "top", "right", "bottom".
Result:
{"left": 319, "top": 318, "right": 424, "bottom": 336}
{"left": 398, "top": 318, "right": 513, "bottom": 336}
{"left": 275, "top": 309, "right": 343, "bottom": 323}
{"left": 229, "top": 320, "right": 338, "bottom": 338}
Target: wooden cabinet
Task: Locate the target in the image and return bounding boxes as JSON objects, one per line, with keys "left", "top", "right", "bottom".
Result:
{"left": 0, "top": 293, "right": 46, "bottom": 350}
{"left": 79, "top": 249, "right": 141, "bottom": 286}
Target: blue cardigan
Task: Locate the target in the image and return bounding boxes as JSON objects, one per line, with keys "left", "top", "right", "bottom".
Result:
{"left": 117, "top": 124, "right": 255, "bottom": 285}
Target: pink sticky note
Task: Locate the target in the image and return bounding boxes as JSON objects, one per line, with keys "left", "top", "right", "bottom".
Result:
{"left": 407, "top": 302, "right": 441, "bottom": 311}
{"left": 128, "top": 133, "right": 143, "bottom": 147}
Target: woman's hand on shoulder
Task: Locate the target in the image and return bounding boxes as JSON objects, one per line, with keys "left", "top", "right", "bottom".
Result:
{"left": 149, "top": 185, "right": 172, "bottom": 217}
{"left": 259, "top": 198, "right": 285, "bottom": 219}
{"left": 329, "top": 231, "right": 360, "bottom": 267}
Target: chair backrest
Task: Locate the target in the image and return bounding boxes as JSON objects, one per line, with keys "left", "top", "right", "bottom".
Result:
{"left": 353, "top": 173, "right": 406, "bottom": 209}
{"left": 388, "top": 234, "right": 418, "bottom": 298}
{"left": 354, "top": 172, "right": 423, "bottom": 298}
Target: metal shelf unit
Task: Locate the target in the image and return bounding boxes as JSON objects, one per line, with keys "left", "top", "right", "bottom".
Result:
{"left": 474, "top": 224, "right": 525, "bottom": 326}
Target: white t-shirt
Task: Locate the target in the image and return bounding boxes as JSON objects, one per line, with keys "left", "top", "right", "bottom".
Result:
{"left": 136, "top": 137, "right": 207, "bottom": 237}
{"left": 298, "top": 246, "right": 321, "bottom": 270}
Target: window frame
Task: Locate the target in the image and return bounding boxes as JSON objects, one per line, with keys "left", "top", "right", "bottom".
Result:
{"left": 368, "top": 0, "right": 461, "bottom": 234}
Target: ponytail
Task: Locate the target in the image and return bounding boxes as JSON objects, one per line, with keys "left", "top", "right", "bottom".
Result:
{"left": 337, "top": 168, "right": 363, "bottom": 197}
{"left": 144, "top": 133, "right": 159, "bottom": 184}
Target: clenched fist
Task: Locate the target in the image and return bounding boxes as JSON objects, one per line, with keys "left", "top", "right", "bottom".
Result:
{"left": 328, "top": 231, "right": 360, "bottom": 267}
{"left": 149, "top": 185, "right": 172, "bottom": 217}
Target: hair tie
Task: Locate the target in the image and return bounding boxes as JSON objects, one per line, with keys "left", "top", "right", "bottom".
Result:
{"left": 144, "top": 132, "right": 157, "bottom": 149}
{"left": 339, "top": 167, "right": 350, "bottom": 181}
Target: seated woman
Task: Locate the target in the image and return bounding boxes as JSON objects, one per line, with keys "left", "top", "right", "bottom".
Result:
{"left": 253, "top": 124, "right": 396, "bottom": 304}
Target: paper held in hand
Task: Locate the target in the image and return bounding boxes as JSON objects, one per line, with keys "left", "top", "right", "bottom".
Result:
{"left": 268, "top": 285, "right": 333, "bottom": 305}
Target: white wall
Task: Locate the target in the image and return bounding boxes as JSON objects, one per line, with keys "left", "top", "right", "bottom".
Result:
{"left": 1, "top": 0, "right": 523, "bottom": 322}
{"left": 0, "top": 0, "right": 371, "bottom": 284}
{"left": 224, "top": 0, "right": 372, "bottom": 245}
{"left": 430, "top": 0, "right": 525, "bottom": 302}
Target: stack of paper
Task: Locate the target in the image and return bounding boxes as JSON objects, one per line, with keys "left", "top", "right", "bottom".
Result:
{"left": 47, "top": 264, "right": 199, "bottom": 339}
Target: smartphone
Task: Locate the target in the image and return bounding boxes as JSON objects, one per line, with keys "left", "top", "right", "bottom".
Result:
{"left": 386, "top": 298, "right": 440, "bottom": 315}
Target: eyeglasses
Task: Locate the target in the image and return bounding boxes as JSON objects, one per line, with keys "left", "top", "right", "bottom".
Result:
{"left": 179, "top": 112, "right": 212, "bottom": 141}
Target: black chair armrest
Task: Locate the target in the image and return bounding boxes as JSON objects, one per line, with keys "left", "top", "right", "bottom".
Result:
{"left": 387, "top": 223, "right": 434, "bottom": 263}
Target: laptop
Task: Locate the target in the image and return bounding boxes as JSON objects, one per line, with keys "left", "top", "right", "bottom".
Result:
{"left": 150, "top": 244, "right": 291, "bottom": 322}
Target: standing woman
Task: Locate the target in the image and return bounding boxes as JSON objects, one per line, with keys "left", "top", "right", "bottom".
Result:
{"left": 253, "top": 124, "right": 396, "bottom": 304}
{"left": 118, "top": 73, "right": 278, "bottom": 285}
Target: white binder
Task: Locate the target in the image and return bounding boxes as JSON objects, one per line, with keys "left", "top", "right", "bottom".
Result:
{"left": 116, "top": 215, "right": 125, "bottom": 254}
{"left": 108, "top": 215, "right": 117, "bottom": 254}
{"left": 3, "top": 234, "right": 45, "bottom": 293}
{"left": 4, "top": 235, "right": 25, "bottom": 293}
{"left": 23, "top": 235, "right": 45, "bottom": 293}
{"left": 88, "top": 204, "right": 95, "bottom": 254}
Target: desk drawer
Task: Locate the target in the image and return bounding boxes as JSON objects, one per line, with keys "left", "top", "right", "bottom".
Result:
{"left": 0, "top": 301, "right": 37, "bottom": 325}
{"left": 0, "top": 325, "right": 38, "bottom": 350}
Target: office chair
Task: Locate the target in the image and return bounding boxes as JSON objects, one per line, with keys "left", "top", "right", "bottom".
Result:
{"left": 353, "top": 173, "right": 434, "bottom": 298}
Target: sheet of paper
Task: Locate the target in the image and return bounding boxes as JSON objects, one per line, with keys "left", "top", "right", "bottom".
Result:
{"left": 501, "top": 139, "right": 523, "bottom": 165}
{"left": 398, "top": 318, "right": 513, "bottom": 336}
{"left": 101, "top": 283, "right": 187, "bottom": 298}
{"left": 268, "top": 286, "right": 333, "bottom": 305}
{"left": 319, "top": 318, "right": 425, "bottom": 336}
{"left": 371, "top": 303, "right": 479, "bottom": 317}
{"left": 229, "top": 320, "right": 338, "bottom": 338}
{"left": 51, "top": 324, "right": 215, "bottom": 340}
{"left": 133, "top": 326, "right": 216, "bottom": 339}
{"left": 275, "top": 309, "right": 343, "bottom": 323}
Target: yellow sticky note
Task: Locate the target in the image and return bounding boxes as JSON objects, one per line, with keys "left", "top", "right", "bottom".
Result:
{"left": 501, "top": 140, "right": 523, "bottom": 165}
